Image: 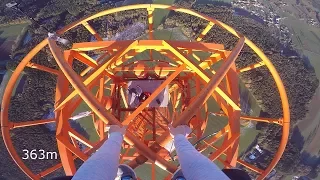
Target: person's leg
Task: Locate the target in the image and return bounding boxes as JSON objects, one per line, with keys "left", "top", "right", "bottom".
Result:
{"left": 73, "top": 127, "right": 125, "bottom": 180}
{"left": 115, "top": 164, "right": 137, "bottom": 180}
{"left": 171, "top": 169, "right": 186, "bottom": 180}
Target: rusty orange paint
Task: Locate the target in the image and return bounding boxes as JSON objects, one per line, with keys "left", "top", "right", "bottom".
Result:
{"left": 26, "top": 62, "right": 60, "bottom": 75}
{"left": 213, "top": 112, "right": 283, "bottom": 125}
{"left": 237, "top": 61, "right": 265, "bottom": 73}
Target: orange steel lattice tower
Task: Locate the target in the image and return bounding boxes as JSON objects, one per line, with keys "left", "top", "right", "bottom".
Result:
{"left": 1, "top": 4, "right": 290, "bottom": 180}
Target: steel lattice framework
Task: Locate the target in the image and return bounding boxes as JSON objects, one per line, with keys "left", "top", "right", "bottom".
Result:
{"left": 1, "top": 4, "right": 290, "bottom": 180}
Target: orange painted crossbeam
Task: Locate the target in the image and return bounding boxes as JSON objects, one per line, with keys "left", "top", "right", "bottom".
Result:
{"left": 197, "top": 125, "right": 230, "bottom": 152}
{"left": 70, "top": 136, "right": 80, "bottom": 149}
{"left": 73, "top": 51, "right": 98, "bottom": 68}
{"left": 196, "top": 21, "right": 215, "bottom": 41}
{"left": 208, "top": 133, "right": 240, "bottom": 161}
{"left": 26, "top": 63, "right": 60, "bottom": 75}
{"left": 237, "top": 61, "right": 265, "bottom": 73}
{"left": 71, "top": 40, "right": 225, "bottom": 52}
{"left": 208, "top": 143, "right": 264, "bottom": 174}
{"left": 120, "top": 147, "right": 132, "bottom": 163}
{"left": 82, "top": 21, "right": 103, "bottom": 41}
{"left": 55, "top": 68, "right": 79, "bottom": 176}
{"left": 211, "top": 112, "right": 283, "bottom": 125}
{"left": 121, "top": 156, "right": 139, "bottom": 160}
{"left": 237, "top": 159, "right": 264, "bottom": 174}
{"left": 73, "top": 51, "right": 116, "bottom": 79}
{"left": 68, "top": 129, "right": 94, "bottom": 148}
{"left": 239, "top": 115, "right": 283, "bottom": 125}
{"left": 37, "top": 163, "right": 63, "bottom": 177}
{"left": 80, "top": 52, "right": 109, "bottom": 77}
{"left": 57, "top": 135, "right": 89, "bottom": 161}
{"left": 8, "top": 119, "right": 56, "bottom": 129}
{"left": 72, "top": 40, "right": 133, "bottom": 51}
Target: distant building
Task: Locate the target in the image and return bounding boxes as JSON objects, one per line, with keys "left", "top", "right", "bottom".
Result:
{"left": 244, "top": 144, "right": 265, "bottom": 163}
{"left": 291, "top": 175, "right": 311, "bottom": 180}
{"left": 249, "top": 154, "right": 256, "bottom": 160}
{"left": 254, "top": 145, "right": 264, "bottom": 154}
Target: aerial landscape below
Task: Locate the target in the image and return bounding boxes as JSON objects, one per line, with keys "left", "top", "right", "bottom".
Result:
{"left": 0, "top": 0, "right": 320, "bottom": 180}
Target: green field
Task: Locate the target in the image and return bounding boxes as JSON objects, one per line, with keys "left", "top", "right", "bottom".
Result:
{"left": 72, "top": 85, "right": 114, "bottom": 142}
{"left": 283, "top": 18, "right": 320, "bottom": 79}
{"left": 152, "top": 0, "right": 177, "bottom": 28}
{"left": 280, "top": 15, "right": 320, "bottom": 163}
{"left": 0, "top": 23, "right": 29, "bottom": 39}
{"left": 72, "top": 100, "right": 100, "bottom": 142}
{"left": 0, "top": 23, "right": 29, "bottom": 60}
{"left": 275, "top": 7, "right": 320, "bottom": 179}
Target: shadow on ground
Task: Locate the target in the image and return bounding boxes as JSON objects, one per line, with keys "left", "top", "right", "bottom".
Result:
{"left": 292, "top": 126, "right": 320, "bottom": 179}
{"left": 0, "top": 30, "right": 9, "bottom": 60}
